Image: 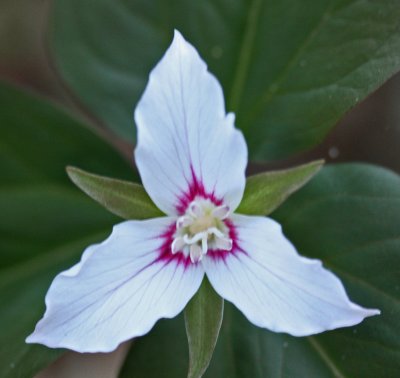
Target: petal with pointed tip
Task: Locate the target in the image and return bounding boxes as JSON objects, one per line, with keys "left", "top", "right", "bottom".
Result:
{"left": 135, "top": 31, "right": 247, "bottom": 215}
{"left": 203, "top": 215, "right": 379, "bottom": 336}
{"left": 27, "top": 218, "right": 204, "bottom": 352}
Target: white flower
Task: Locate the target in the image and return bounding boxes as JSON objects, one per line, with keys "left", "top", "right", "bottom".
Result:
{"left": 26, "top": 31, "right": 379, "bottom": 353}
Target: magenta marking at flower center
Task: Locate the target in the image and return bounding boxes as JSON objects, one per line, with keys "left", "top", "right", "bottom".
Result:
{"left": 175, "top": 166, "right": 222, "bottom": 215}
{"left": 156, "top": 218, "right": 241, "bottom": 268}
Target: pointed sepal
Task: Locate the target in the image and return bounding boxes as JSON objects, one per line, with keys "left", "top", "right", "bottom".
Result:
{"left": 184, "top": 278, "right": 224, "bottom": 378}
{"left": 238, "top": 160, "right": 324, "bottom": 216}
{"left": 67, "top": 166, "right": 163, "bottom": 219}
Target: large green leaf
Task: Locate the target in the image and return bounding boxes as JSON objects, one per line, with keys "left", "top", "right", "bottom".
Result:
{"left": 0, "top": 83, "right": 134, "bottom": 377}
{"left": 267, "top": 163, "right": 400, "bottom": 377}
{"left": 51, "top": 0, "right": 400, "bottom": 159}
{"left": 120, "top": 163, "right": 400, "bottom": 377}
{"left": 119, "top": 316, "right": 188, "bottom": 378}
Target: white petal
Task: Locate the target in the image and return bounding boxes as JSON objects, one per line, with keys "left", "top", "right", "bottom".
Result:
{"left": 134, "top": 30, "right": 247, "bottom": 215}
{"left": 203, "top": 215, "right": 379, "bottom": 336}
{"left": 26, "top": 218, "right": 204, "bottom": 352}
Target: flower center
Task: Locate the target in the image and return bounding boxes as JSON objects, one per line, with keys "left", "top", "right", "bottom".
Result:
{"left": 171, "top": 198, "right": 233, "bottom": 263}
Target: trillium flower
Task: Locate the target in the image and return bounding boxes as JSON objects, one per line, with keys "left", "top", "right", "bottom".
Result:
{"left": 27, "top": 31, "right": 379, "bottom": 353}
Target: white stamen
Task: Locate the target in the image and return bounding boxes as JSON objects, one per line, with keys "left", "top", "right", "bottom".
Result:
{"left": 176, "top": 215, "right": 193, "bottom": 229}
{"left": 212, "top": 204, "right": 230, "bottom": 220}
{"left": 183, "top": 232, "right": 206, "bottom": 244}
{"left": 172, "top": 198, "right": 233, "bottom": 263}
{"left": 201, "top": 237, "right": 208, "bottom": 255}
{"left": 171, "top": 237, "right": 185, "bottom": 254}
{"left": 215, "top": 237, "right": 233, "bottom": 251}
{"left": 189, "top": 201, "right": 203, "bottom": 217}
{"left": 190, "top": 244, "right": 203, "bottom": 263}
{"left": 208, "top": 227, "right": 224, "bottom": 238}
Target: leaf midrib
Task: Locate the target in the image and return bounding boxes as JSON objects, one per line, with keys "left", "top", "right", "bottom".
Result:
{"left": 244, "top": 0, "right": 336, "bottom": 122}
{"left": 308, "top": 336, "right": 346, "bottom": 378}
{"left": 228, "top": 0, "right": 263, "bottom": 112}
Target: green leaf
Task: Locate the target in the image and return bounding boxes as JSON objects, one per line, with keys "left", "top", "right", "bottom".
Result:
{"left": 119, "top": 316, "right": 188, "bottom": 378}
{"left": 0, "top": 82, "right": 133, "bottom": 377}
{"left": 67, "top": 166, "right": 163, "bottom": 219}
{"left": 51, "top": 0, "right": 400, "bottom": 159}
{"left": 237, "top": 160, "right": 323, "bottom": 216}
{"left": 120, "top": 163, "right": 400, "bottom": 377}
{"left": 185, "top": 279, "right": 224, "bottom": 378}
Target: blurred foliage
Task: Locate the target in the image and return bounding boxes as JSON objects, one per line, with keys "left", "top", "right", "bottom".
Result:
{"left": 52, "top": 0, "right": 400, "bottom": 159}
{"left": 0, "top": 0, "right": 399, "bottom": 377}
{"left": 0, "top": 83, "right": 133, "bottom": 377}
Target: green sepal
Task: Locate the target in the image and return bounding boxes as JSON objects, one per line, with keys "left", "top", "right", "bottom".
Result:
{"left": 238, "top": 160, "right": 324, "bottom": 216}
{"left": 184, "top": 279, "right": 224, "bottom": 378}
{"left": 66, "top": 166, "right": 163, "bottom": 220}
